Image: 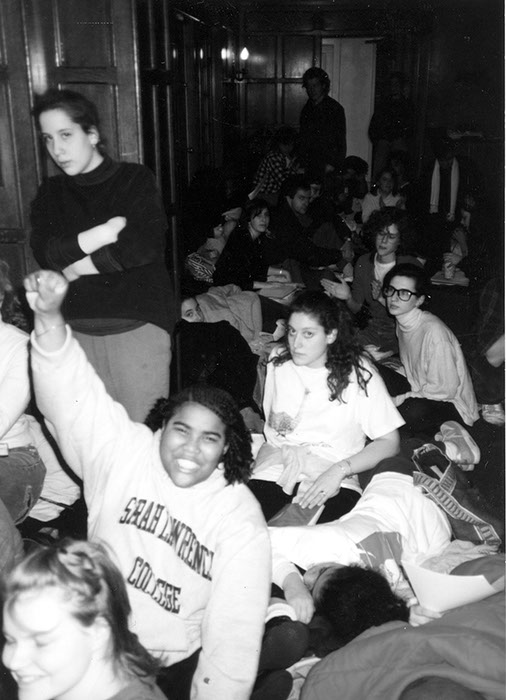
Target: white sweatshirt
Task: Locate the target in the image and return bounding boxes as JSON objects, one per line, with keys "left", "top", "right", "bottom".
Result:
{"left": 269, "top": 472, "right": 451, "bottom": 599}
{"left": 30, "top": 329, "right": 271, "bottom": 700}
{"left": 0, "top": 318, "right": 32, "bottom": 447}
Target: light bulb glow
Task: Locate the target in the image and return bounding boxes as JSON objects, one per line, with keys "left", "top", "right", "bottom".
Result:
{"left": 240, "top": 47, "right": 249, "bottom": 61}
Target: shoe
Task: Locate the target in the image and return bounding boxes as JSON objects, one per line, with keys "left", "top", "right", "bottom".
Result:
{"left": 434, "top": 421, "right": 480, "bottom": 469}
{"left": 411, "top": 443, "right": 452, "bottom": 479}
{"left": 251, "top": 670, "right": 293, "bottom": 700}
{"left": 258, "top": 619, "right": 309, "bottom": 671}
{"left": 480, "top": 403, "right": 505, "bottom": 426}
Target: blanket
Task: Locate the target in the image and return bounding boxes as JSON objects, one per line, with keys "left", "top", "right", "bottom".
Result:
{"left": 300, "top": 591, "right": 505, "bottom": 700}
{"left": 196, "top": 284, "right": 262, "bottom": 342}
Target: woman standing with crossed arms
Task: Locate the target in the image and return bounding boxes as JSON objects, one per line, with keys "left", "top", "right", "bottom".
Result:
{"left": 250, "top": 290, "right": 403, "bottom": 523}
{"left": 30, "top": 88, "right": 174, "bottom": 422}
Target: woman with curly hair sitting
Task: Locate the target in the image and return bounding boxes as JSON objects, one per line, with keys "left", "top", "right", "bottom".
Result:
{"left": 322, "top": 207, "right": 421, "bottom": 354}
{"left": 249, "top": 290, "right": 403, "bottom": 523}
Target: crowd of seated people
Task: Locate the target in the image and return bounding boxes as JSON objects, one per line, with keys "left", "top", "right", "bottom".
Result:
{"left": 1, "top": 79, "right": 504, "bottom": 700}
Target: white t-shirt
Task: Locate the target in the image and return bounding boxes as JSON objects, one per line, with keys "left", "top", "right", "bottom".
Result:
{"left": 255, "top": 351, "right": 404, "bottom": 492}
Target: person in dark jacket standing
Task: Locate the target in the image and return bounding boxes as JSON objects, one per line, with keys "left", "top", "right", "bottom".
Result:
{"left": 299, "top": 67, "right": 347, "bottom": 180}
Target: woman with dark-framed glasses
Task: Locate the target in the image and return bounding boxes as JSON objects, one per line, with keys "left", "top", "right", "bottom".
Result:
{"left": 380, "top": 262, "right": 478, "bottom": 437}
{"left": 321, "top": 208, "right": 420, "bottom": 353}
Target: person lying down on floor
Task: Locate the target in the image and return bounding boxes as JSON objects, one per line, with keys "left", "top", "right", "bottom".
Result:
{"left": 268, "top": 458, "right": 452, "bottom": 627}
{"left": 253, "top": 462, "right": 448, "bottom": 700}
{"left": 255, "top": 448, "right": 504, "bottom": 700}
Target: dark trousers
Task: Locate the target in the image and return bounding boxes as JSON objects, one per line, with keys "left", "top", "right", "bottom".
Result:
{"left": 248, "top": 479, "right": 360, "bottom": 524}
{"left": 377, "top": 363, "right": 464, "bottom": 439}
{"left": 470, "top": 354, "right": 504, "bottom": 405}
{"left": 157, "top": 649, "right": 201, "bottom": 700}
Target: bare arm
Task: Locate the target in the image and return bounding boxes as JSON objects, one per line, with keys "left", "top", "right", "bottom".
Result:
{"left": 24, "top": 270, "right": 69, "bottom": 352}
{"left": 282, "top": 571, "right": 315, "bottom": 624}
{"left": 321, "top": 278, "right": 362, "bottom": 314}
{"left": 62, "top": 256, "right": 100, "bottom": 281}
{"left": 296, "top": 429, "right": 400, "bottom": 509}
{"left": 63, "top": 216, "right": 126, "bottom": 281}
{"left": 77, "top": 216, "right": 126, "bottom": 255}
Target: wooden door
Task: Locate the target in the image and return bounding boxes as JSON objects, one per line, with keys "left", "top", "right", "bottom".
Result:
{"left": 322, "top": 38, "right": 376, "bottom": 176}
{"left": 0, "top": 1, "right": 40, "bottom": 283}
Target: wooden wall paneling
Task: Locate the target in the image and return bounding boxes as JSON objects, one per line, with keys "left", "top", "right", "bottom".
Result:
{"left": 208, "top": 27, "right": 227, "bottom": 167}
{"left": 241, "top": 30, "right": 317, "bottom": 135}
{"left": 135, "top": 0, "right": 180, "bottom": 298}
{"left": 183, "top": 20, "right": 200, "bottom": 178}
{"left": 282, "top": 34, "right": 315, "bottom": 79}
{"left": 0, "top": 67, "right": 23, "bottom": 231}
{"left": 34, "top": 0, "right": 141, "bottom": 169}
{"left": 112, "top": 0, "right": 142, "bottom": 164}
{"left": 246, "top": 83, "right": 277, "bottom": 130}
{"left": 169, "top": 13, "right": 190, "bottom": 191}
{"left": 55, "top": 0, "right": 113, "bottom": 67}
{"left": 275, "top": 34, "right": 283, "bottom": 125}
{"left": 248, "top": 35, "right": 276, "bottom": 79}
{"left": 0, "top": 0, "right": 41, "bottom": 280}
{"left": 282, "top": 34, "right": 317, "bottom": 127}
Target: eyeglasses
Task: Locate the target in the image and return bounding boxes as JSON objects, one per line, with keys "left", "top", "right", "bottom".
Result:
{"left": 383, "top": 285, "right": 419, "bottom": 302}
{"left": 376, "top": 231, "right": 399, "bottom": 240}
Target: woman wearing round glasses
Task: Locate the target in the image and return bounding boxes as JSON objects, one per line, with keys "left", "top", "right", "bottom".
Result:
{"left": 381, "top": 262, "right": 478, "bottom": 436}
{"left": 321, "top": 208, "right": 419, "bottom": 353}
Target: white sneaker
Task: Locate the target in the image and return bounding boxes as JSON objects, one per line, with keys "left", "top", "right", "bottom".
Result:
{"left": 480, "top": 403, "right": 505, "bottom": 426}
{"left": 434, "top": 421, "right": 481, "bottom": 469}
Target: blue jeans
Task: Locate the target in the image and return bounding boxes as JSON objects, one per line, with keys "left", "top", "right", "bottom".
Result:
{"left": 0, "top": 445, "right": 46, "bottom": 524}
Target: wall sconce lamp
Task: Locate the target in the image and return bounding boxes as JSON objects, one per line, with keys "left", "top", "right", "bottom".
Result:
{"left": 236, "top": 47, "right": 249, "bottom": 81}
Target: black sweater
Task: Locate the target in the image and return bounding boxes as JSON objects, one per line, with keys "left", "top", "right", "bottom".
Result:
{"left": 30, "top": 156, "right": 174, "bottom": 332}
{"left": 212, "top": 225, "right": 270, "bottom": 290}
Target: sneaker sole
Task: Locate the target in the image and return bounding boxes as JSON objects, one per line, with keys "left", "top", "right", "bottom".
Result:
{"left": 438, "top": 421, "right": 481, "bottom": 464}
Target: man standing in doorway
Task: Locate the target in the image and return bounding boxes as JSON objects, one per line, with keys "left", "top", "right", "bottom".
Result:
{"left": 299, "top": 67, "right": 347, "bottom": 180}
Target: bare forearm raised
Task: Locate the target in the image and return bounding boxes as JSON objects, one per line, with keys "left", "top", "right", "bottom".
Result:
{"left": 24, "top": 271, "right": 69, "bottom": 352}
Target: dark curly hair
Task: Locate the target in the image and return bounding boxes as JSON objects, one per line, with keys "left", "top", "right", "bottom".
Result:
{"left": 145, "top": 385, "right": 253, "bottom": 485}
{"left": 273, "top": 290, "right": 372, "bottom": 402}
{"left": 311, "top": 565, "right": 409, "bottom": 656}
{"left": 362, "top": 207, "right": 414, "bottom": 255}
